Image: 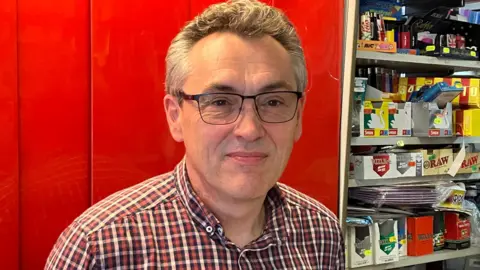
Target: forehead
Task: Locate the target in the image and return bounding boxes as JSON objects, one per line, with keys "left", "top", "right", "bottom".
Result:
{"left": 184, "top": 32, "right": 296, "bottom": 93}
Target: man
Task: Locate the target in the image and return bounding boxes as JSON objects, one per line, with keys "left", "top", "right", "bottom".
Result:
{"left": 46, "top": 0, "right": 345, "bottom": 269}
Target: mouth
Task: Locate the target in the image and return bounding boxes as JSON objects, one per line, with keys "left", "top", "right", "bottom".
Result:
{"left": 226, "top": 152, "right": 268, "bottom": 165}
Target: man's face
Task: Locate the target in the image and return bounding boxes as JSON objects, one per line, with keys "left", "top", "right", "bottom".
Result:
{"left": 165, "top": 32, "right": 304, "bottom": 201}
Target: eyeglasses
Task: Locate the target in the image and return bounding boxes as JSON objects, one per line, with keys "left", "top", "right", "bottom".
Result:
{"left": 179, "top": 91, "right": 303, "bottom": 125}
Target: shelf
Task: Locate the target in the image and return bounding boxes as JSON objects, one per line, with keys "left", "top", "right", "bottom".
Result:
{"left": 349, "top": 247, "right": 480, "bottom": 269}
{"left": 351, "top": 137, "right": 480, "bottom": 146}
{"left": 349, "top": 173, "right": 480, "bottom": 187}
{"left": 356, "top": 51, "right": 480, "bottom": 72}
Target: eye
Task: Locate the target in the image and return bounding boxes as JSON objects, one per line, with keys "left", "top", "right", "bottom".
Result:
{"left": 264, "top": 98, "right": 285, "bottom": 107}
{"left": 210, "top": 98, "right": 231, "bottom": 106}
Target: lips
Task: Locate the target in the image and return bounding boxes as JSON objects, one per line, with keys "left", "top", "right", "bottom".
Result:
{"left": 226, "top": 152, "right": 268, "bottom": 165}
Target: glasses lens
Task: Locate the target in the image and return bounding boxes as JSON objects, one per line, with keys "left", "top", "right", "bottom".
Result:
{"left": 198, "top": 94, "right": 243, "bottom": 124}
{"left": 256, "top": 92, "right": 299, "bottom": 123}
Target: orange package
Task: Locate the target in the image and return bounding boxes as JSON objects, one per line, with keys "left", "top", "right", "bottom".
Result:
{"left": 407, "top": 216, "right": 434, "bottom": 256}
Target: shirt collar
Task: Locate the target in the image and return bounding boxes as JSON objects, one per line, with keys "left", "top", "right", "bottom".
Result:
{"left": 174, "top": 158, "right": 291, "bottom": 243}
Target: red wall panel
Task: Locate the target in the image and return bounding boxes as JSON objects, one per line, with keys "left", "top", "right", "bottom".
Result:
{"left": 274, "top": 0, "right": 344, "bottom": 214}
{"left": 17, "top": 0, "right": 91, "bottom": 268}
{"left": 0, "top": 0, "right": 19, "bottom": 269}
{"left": 91, "top": 1, "right": 189, "bottom": 202}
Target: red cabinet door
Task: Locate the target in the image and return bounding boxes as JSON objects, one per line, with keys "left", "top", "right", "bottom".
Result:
{"left": 0, "top": 0, "right": 19, "bottom": 269}
{"left": 91, "top": 1, "right": 189, "bottom": 203}
{"left": 274, "top": 0, "right": 344, "bottom": 214}
{"left": 17, "top": 0, "right": 91, "bottom": 268}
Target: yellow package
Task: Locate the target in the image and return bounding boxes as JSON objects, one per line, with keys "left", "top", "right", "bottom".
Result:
{"left": 452, "top": 78, "right": 480, "bottom": 108}
{"left": 463, "top": 109, "right": 480, "bottom": 136}
{"left": 360, "top": 101, "right": 390, "bottom": 137}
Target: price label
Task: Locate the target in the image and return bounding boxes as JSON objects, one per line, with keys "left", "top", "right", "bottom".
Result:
{"left": 443, "top": 47, "right": 451, "bottom": 54}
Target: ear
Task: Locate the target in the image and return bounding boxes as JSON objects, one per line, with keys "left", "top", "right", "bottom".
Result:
{"left": 294, "top": 96, "right": 305, "bottom": 142}
{"left": 164, "top": 94, "right": 184, "bottom": 142}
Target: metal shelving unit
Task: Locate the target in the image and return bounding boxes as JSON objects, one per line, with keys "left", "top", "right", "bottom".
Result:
{"left": 342, "top": 46, "right": 480, "bottom": 268}
{"left": 351, "top": 136, "right": 480, "bottom": 146}
{"left": 349, "top": 247, "right": 480, "bottom": 270}
{"left": 349, "top": 173, "right": 480, "bottom": 187}
{"left": 356, "top": 51, "right": 480, "bottom": 72}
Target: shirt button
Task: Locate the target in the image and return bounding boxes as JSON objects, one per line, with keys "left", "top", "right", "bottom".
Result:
{"left": 206, "top": 226, "right": 214, "bottom": 234}
{"left": 217, "top": 226, "right": 223, "bottom": 234}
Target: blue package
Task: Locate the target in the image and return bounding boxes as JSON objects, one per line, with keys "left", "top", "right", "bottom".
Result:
{"left": 421, "top": 82, "right": 446, "bottom": 102}
{"left": 360, "top": 0, "right": 403, "bottom": 21}
{"left": 422, "top": 82, "right": 463, "bottom": 105}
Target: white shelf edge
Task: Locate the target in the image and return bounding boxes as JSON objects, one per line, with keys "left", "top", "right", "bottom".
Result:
{"left": 351, "top": 137, "right": 480, "bottom": 146}
{"left": 349, "top": 173, "right": 480, "bottom": 187}
{"left": 356, "top": 51, "right": 480, "bottom": 71}
{"left": 349, "top": 247, "right": 480, "bottom": 269}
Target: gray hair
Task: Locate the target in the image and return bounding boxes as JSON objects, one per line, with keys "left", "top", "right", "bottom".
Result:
{"left": 165, "top": 0, "right": 307, "bottom": 96}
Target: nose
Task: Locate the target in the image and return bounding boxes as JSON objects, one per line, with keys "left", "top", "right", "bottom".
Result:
{"left": 233, "top": 99, "right": 265, "bottom": 142}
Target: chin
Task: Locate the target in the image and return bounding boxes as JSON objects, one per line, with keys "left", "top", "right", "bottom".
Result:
{"left": 225, "top": 174, "right": 275, "bottom": 198}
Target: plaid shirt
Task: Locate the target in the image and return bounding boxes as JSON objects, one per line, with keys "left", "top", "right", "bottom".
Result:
{"left": 46, "top": 159, "right": 345, "bottom": 269}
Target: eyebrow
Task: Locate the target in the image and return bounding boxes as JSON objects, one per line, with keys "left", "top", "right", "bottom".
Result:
{"left": 203, "top": 80, "right": 295, "bottom": 93}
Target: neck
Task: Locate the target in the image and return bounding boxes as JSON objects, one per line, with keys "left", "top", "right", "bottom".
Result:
{"left": 186, "top": 162, "right": 267, "bottom": 248}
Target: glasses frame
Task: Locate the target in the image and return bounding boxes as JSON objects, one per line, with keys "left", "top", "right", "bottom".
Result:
{"left": 179, "top": 91, "right": 304, "bottom": 125}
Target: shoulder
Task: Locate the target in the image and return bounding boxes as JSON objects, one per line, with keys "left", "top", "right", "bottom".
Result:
{"left": 75, "top": 171, "right": 178, "bottom": 235}
{"left": 278, "top": 183, "right": 342, "bottom": 231}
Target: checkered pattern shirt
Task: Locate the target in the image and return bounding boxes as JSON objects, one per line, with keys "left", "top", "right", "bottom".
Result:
{"left": 46, "top": 159, "right": 345, "bottom": 269}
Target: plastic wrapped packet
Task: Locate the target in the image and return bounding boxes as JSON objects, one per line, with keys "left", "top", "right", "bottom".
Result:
{"left": 347, "top": 216, "right": 373, "bottom": 226}
{"left": 435, "top": 182, "right": 466, "bottom": 210}
{"left": 463, "top": 199, "right": 480, "bottom": 247}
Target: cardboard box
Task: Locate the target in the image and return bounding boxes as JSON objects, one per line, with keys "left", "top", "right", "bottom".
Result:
{"left": 444, "top": 213, "right": 471, "bottom": 250}
{"left": 464, "top": 109, "right": 480, "bottom": 136}
{"left": 352, "top": 154, "right": 399, "bottom": 180}
{"left": 452, "top": 78, "right": 480, "bottom": 108}
{"left": 457, "top": 152, "right": 480, "bottom": 174}
{"left": 407, "top": 216, "right": 434, "bottom": 256}
{"left": 373, "top": 220, "right": 399, "bottom": 264}
{"left": 388, "top": 102, "right": 412, "bottom": 137}
{"left": 412, "top": 102, "right": 453, "bottom": 137}
{"left": 348, "top": 226, "right": 374, "bottom": 268}
{"left": 396, "top": 217, "right": 408, "bottom": 257}
{"left": 357, "top": 40, "right": 397, "bottom": 53}
{"left": 360, "top": 101, "right": 390, "bottom": 137}
{"left": 421, "top": 149, "right": 454, "bottom": 176}
{"left": 396, "top": 152, "right": 423, "bottom": 178}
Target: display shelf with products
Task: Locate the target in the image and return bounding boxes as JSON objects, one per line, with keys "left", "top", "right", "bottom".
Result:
{"left": 351, "top": 136, "right": 480, "bottom": 146}
{"left": 348, "top": 247, "right": 480, "bottom": 270}
{"left": 343, "top": 0, "right": 480, "bottom": 269}
{"left": 349, "top": 173, "right": 480, "bottom": 187}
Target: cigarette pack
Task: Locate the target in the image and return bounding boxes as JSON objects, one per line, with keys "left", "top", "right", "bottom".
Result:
{"left": 373, "top": 220, "right": 399, "bottom": 264}
{"left": 348, "top": 226, "right": 374, "bottom": 268}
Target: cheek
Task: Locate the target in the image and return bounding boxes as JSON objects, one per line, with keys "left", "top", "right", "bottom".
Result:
{"left": 182, "top": 109, "right": 231, "bottom": 154}
{"left": 267, "top": 124, "right": 297, "bottom": 147}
